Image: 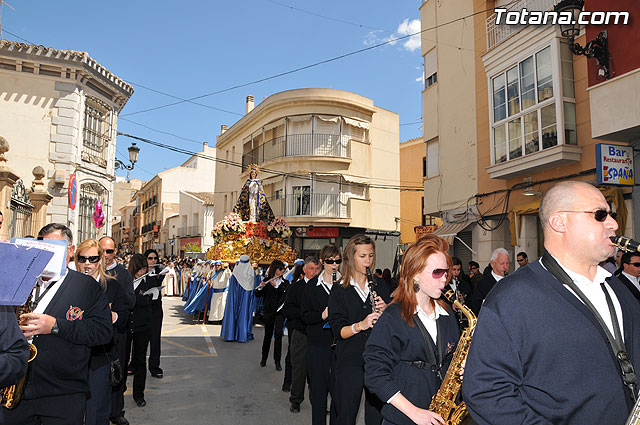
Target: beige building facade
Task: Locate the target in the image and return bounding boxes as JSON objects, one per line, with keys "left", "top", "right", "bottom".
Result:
{"left": 214, "top": 89, "right": 400, "bottom": 269}
{"left": 0, "top": 40, "right": 133, "bottom": 242}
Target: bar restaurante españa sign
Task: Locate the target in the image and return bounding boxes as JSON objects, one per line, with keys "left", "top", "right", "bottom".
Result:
{"left": 596, "top": 144, "right": 634, "bottom": 186}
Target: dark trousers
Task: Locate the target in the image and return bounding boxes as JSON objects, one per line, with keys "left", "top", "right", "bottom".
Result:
{"left": 334, "top": 364, "right": 382, "bottom": 425}
{"left": 148, "top": 300, "right": 163, "bottom": 375}
{"left": 126, "top": 330, "right": 151, "bottom": 401}
{"left": 307, "top": 344, "right": 337, "bottom": 425}
{"left": 110, "top": 329, "right": 127, "bottom": 420}
{"left": 289, "top": 329, "right": 307, "bottom": 406}
{"left": 283, "top": 333, "right": 292, "bottom": 389}
{"left": 86, "top": 363, "right": 111, "bottom": 425}
{"left": 261, "top": 313, "right": 284, "bottom": 363}
{"left": 4, "top": 393, "right": 86, "bottom": 425}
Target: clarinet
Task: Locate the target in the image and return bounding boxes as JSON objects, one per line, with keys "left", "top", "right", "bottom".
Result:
{"left": 611, "top": 235, "right": 640, "bottom": 252}
{"left": 366, "top": 267, "right": 380, "bottom": 314}
{"left": 332, "top": 269, "right": 338, "bottom": 285}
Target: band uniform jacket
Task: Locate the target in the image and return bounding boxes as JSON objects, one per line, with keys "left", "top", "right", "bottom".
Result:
{"left": 470, "top": 273, "right": 497, "bottom": 315}
{"left": 328, "top": 276, "right": 391, "bottom": 366}
{"left": 462, "top": 261, "right": 640, "bottom": 425}
{"left": 617, "top": 273, "right": 640, "bottom": 302}
{"left": 105, "top": 263, "right": 135, "bottom": 311}
{"left": 129, "top": 276, "right": 156, "bottom": 334}
{"left": 301, "top": 276, "right": 333, "bottom": 347}
{"left": 282, "top": 278, "right": 309, "bottom": 334}
{"left": 364, "top": 303, "right": 459, "bottom": 425}
{"left": 255, "top": 277, "right": 289, "bottom": 318}
{"left": 0, "top": 305, "right": 29, "bottom": 388}
{"left": 24, "top": 270, "right": 112, "bottom": 399}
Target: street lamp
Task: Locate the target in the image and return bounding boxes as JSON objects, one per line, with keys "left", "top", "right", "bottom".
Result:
{"left": 115, "top": 143, "right": 140, "bottom": 181}
{"left": 554, "top": 0, "right": 611, "bottom": 79}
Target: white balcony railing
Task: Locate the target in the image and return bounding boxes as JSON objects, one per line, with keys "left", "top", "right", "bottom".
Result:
{"left": 270, "top": 193, "right": 349, "bottom": 219}
{"left": 486, "top": 0, "right": 556, "bottom": 51}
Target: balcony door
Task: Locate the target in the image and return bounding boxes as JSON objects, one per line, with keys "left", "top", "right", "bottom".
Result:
{"left": 292, "top": 185, "right": 310, "bottom": 216}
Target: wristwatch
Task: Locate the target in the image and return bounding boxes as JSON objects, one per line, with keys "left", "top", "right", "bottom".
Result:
{"left": 51, "top": 320, "right": 59, "bottom": 336}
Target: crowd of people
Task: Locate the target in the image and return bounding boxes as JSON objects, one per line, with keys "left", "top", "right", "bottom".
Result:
{"left": 3, "top": 180, "right": 640, "bottom": 425}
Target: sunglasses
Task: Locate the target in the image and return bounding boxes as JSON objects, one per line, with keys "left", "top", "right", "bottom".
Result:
{"left": 431, "top": 268, "right": 448, "bottom": 279}
{"left": 77, "top": 255, "right": 100, "bottom": 264}
{"left": 147, "top": 256, "right": 158, "bottom": 260}
{"left": 629, "top": 262, "right": 640, "bottom": 267}
{"left": 560, "top": 208, "right": 617, "bottom": 222}
{"left": 105, "top": 249, "right": 115, "bottom": 254}
{"left": 324, "top": 259, "right": 342, "bottom": 265}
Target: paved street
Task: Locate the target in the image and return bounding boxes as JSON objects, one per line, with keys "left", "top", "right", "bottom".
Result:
{"left": 122, "top": 296, "right": 327, "bottom": 425}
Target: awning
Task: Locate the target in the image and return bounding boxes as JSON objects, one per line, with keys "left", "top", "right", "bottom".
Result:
{"left": 342, "top": 174, "right": 370, "bottom": 185}
{"left": 433, "top": 221, "right": 472, "bottom": 245}
{"left": 343, "top": 117, "right": 370, "bottom": 130}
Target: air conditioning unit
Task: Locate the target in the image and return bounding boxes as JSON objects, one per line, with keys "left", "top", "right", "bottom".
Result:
{"left": 53, "top": 170, "right": 66, "bottom": 185}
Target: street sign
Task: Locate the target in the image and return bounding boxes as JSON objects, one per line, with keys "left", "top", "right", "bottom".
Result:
{"left": 68, "top": 174, "right": 77, "bottom": 210}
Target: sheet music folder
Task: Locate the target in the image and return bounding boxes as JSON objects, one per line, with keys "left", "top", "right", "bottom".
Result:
{"left": 0, "top": 242, "right": 54, "bottom": 306}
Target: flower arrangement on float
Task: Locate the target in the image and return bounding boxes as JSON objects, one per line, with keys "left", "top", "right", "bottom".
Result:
{"left": 267, "top": 216, "right": 293, "bottom": 239}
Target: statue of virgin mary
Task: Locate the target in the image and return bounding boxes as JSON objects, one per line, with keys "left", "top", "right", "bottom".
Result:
{"left": 232, "top": 165, "right": 275, "bottom": 224}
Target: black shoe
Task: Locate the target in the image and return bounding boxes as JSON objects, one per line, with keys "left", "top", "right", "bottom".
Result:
{"left": 135, "top": 398, "right": 146, "bottom": 407}
{"left": 260, "top": 359, "right": 266, "bottom": 367}
{"left": 151, "top": 372, "right": 163, "bottom": 379}
{"left": 275, "top": 362, "right": 282, "bottom": 371}
{"left": 282, "top": 384, "right": 290, "bottom": 392}
{"left": 290, "top": 403, "right": 300, "bottom": 413}
{"left": 110, "top": 417, "right": 130, "bottom": 425}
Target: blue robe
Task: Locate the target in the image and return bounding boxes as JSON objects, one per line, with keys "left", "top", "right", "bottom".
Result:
{"left": 220, "top": 274, "right": 259, "bottom": 342}
{"left": 184, "top": 271, "right": 223, "bottom": 315}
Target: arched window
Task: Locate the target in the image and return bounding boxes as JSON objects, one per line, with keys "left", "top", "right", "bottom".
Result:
{"left": 9, "top": 179, "right": 33, "bottom": 239}
{"left": 79, "top": 182, "right": 108, "bottom": 242}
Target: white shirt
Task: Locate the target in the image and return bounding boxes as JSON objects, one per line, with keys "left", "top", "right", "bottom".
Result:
{"left": 622, "top": 271, "right": 640, "bottom": 293}
{"left": 317, "top": 272, "right": 340, "bottom": 295}
{"left": 350, "top": 277, "right": 369, "bottom": 303}
{"left": 272, "top": 276, "right": 283, "bottom": 289}
{"left": 32, "top": 272, "right": 68, "bottom": 314}
{"left": 491, "top": 270, "right": 505, "bottom": 282}
{"left": 544, "top": 257, "right": 624, "bottom": 340}
{"left": 387, "top": 303, "right": 449, "bottom": 404}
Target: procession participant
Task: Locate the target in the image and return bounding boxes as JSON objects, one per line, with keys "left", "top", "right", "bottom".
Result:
{"left": 221, "top": 255, "right": 258, "bottom": 342}
{"left": 470, "top": 248, "right": 509, "bottom": 314}
{"left": 162, "top": 262, "right": 178, "bottom": 296}
{"left": 255, "top": 260, "right": 289, "bottom": 370}
{"left": 282, "top": 257, "right": 321, "bottom": 413}
{"left": 99, "top": 236, "right": 134, "bottom": 425}
{"left": 462, "top": 181, "right": 640, "bottom": 425}
{"left": 282, "top": 262, "right": 306, "bottom": 393}
{"left": 364, "top": 234, "right": 459, "bottom": 425}
{"left": 207, "top": 261, "right": 232, "bottom": 322}
{"left": 0, "top": 305, "right": 29, "bottom": 425}
{"left": 4, "top": 223, "right": 112, "bottom": 425}
{"left": 328, "top": 234, "right": 392, "bottom": 425}
{"left": 74, "top": 239, "right": 130, "bottom": 425}
{"left": 184, "top": 261, "right": 214, "bottom": 317}
{"left": 144, "top": 249, "right": 164, "bottom": 379}
{"left": 301, "top": 245, "right": 341, "bottom": 425}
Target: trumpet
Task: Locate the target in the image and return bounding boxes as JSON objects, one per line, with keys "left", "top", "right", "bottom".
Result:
{"left": 611, "top": 236, "right": 640, "bottom": 253}
{"left": 366, "top": 267, "right": 380, "bottom": 314}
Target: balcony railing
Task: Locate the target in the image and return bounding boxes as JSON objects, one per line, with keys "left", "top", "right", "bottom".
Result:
{"left": 242, "top": 133, "right": 350, "bottom": 168}
{"left": 270, "top": 193, "right": 349, "bottom": 219}
{"left": 486, "top": 0, "right": 556, "bottom": 50}
{"left": 178, "top": 226, "right": 201, "bottom": 238}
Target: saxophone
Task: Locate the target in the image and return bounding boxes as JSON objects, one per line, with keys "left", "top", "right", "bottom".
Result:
{"left": 626, "top": 397, "right": 640, "bottom": 425}
{"left": 428, "top": 289, "right": 477, "bottom": 425}
{"left": 366, "top": 267, "right": 380, "bottom": 313}
{"left": 1, "top": 288, "right": 38, "bottom": 409}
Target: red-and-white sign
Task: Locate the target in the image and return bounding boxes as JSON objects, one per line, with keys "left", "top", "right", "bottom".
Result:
{"left": 68, "top": 174, "right": 77, "bottom": 210}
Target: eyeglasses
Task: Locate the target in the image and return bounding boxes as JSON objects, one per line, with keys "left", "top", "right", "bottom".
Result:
{"left": 431, "top": 268, "right": 448, "bottom": 279}
{"left": 147, "top": 256, "right": 158, "bottom": 260}
{"left": 628, "top": 262, "right": 640, "bottom": 267}
{"left": 559, "top": 208, "right": 617, "bottom": 222}
{"left": 324, "top": 259, "right": 342, "bottom": 265}
{"left": 517, "top": 258, "right": 527, "bottom": 263}
{"left": 77, "top": 255, "right": 100, "bottom": 264}
{"left": 277, "top": 267, "right": 285, "bottom": 271}
{"left": 105, "top": 249, "right": 115, "bottom": 254}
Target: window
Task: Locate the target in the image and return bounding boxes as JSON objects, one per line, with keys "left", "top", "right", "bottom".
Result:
{"left": 424, "top": 49, "right": 438, "bottom": 89}
{"left": 426, "top": 140, "right": 439, "bottom": 178}
{"left": 79, "top": 182, "right": 107, "bottom": 241}
{"left": 82, "top": 96, "right": 112, "bottom": 168}
{"left": 491, "top": 44, "right": 576, "bottom": 165}
{"left": 292, "top": 185, "right": 310, "bottom": 216}
{"left": 422, "top": 157, "right": 427, "bottom": 178}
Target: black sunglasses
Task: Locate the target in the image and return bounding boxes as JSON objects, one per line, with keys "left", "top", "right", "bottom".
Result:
{"left": 431, "top": 268, "right": 448, "bottom": 279}
{"left": 324, "top": 259, "right": 342, "bottom": 265}
{"left": 77, "top": 255, "right": 100, "bottom": 264}
{"left": 629, "top": 262, "right": 640, "bottom": 267}
{"left": 560, "top": 208, "right": 617, "bottom": 222}
{"left": 147, "top": 256, "right": 158, "bottom": 260}
{"left": 105, "top": 249, "right": 115, "bottom": 254}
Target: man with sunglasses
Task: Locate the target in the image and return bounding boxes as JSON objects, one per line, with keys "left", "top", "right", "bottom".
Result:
{"left": 4, "top": 223, "right": 112, "bottom": 425}
{"left": 143, "top": 249, "right": 164, "bottom": 379}
{"left": 463, "top": 181, "right": 640, "bottom": 425}
{"left": 617, "top": 252, "right": 640, "bottom": 301}
{"left": 99, "top": 236, "right": 135, "bottom": 425}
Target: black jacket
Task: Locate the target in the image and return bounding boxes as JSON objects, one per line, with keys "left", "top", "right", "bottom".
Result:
{"left": 364, "top": 303, "right": 459, "bottom": 425}
{"left": 282, "top": 277, "right": 313, "bottom": 334}
{"left": 128, "top": 275, "right": 156, "bottom": 334}
{"left": 617, "top": 273, "right": 640, "bottom": 301}
{"left": 25, "top": 270, "right": 112, "bottom": 399}
{"left": 0, "top": 305, "right": 29, "bottom": 388}
{"left": 105, "top": 263, "right": 135, "bottom": 310}
{"left": 328, "top": 276, "right": 391, "bottom": 366}
{"left": 301, "top": 275, "right": 333, "bottom": 346}
{"left": 255, "top": 277, "right": 289, "bottom": 317}
{"left": 471, "top": 273, "right": 498, "bottom": 314}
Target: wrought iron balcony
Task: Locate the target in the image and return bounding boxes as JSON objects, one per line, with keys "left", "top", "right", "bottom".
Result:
{"left": 270, "top": 193, "right": 349, "bottom": 219}
{"left": 242, "top": 134, "right": 350, "bottom": 168}
{"left": 178, "top": 226, "right": 201, "bottom": 238}
{"left": 486, "top": 0, "right": 556, "bottom": 51}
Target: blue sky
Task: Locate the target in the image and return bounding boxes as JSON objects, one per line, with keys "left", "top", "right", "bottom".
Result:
{"left": 2, "top": 0, "right": 424, "bottom": 181}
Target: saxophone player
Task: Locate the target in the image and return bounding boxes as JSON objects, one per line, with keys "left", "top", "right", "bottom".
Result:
{"left": 0, "top": 305, "right": 30, "bottom": 422}
{"left": 463, "top": 181, "right": 640, "bottom": 425}
{"left": 364, "top": 234, "right": 460, "bottom": 425}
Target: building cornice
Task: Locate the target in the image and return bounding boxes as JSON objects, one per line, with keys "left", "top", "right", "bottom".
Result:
{"left": 0, "top": 40, "right": 134, "bottom": 110}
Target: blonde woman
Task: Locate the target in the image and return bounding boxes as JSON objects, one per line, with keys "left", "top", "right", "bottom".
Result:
{"left": 74, "top": 239, "right": 130, "bottom": 425}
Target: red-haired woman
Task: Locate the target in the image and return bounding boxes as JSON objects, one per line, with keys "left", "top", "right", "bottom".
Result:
{"left": 363, "top": 234, "right": 460, "bottom": 425}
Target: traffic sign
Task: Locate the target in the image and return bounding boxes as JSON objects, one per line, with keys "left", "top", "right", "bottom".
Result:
{"left": 68, "top": 174, "right": 77, "bottom": 210}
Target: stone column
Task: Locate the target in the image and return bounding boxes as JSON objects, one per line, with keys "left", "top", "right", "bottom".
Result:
{"left": 30, "top": 166, "right": 53, "bottom": 236}
{"left": 0, "top": 136, "right": 19, "bottom": 240}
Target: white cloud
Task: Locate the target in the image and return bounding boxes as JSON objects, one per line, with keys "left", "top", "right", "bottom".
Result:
{"left": 364, "top": 18, "right": 421, "bottom": 52}
{"left": 416, "top": 67, "right": 425, "bottom": 85}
